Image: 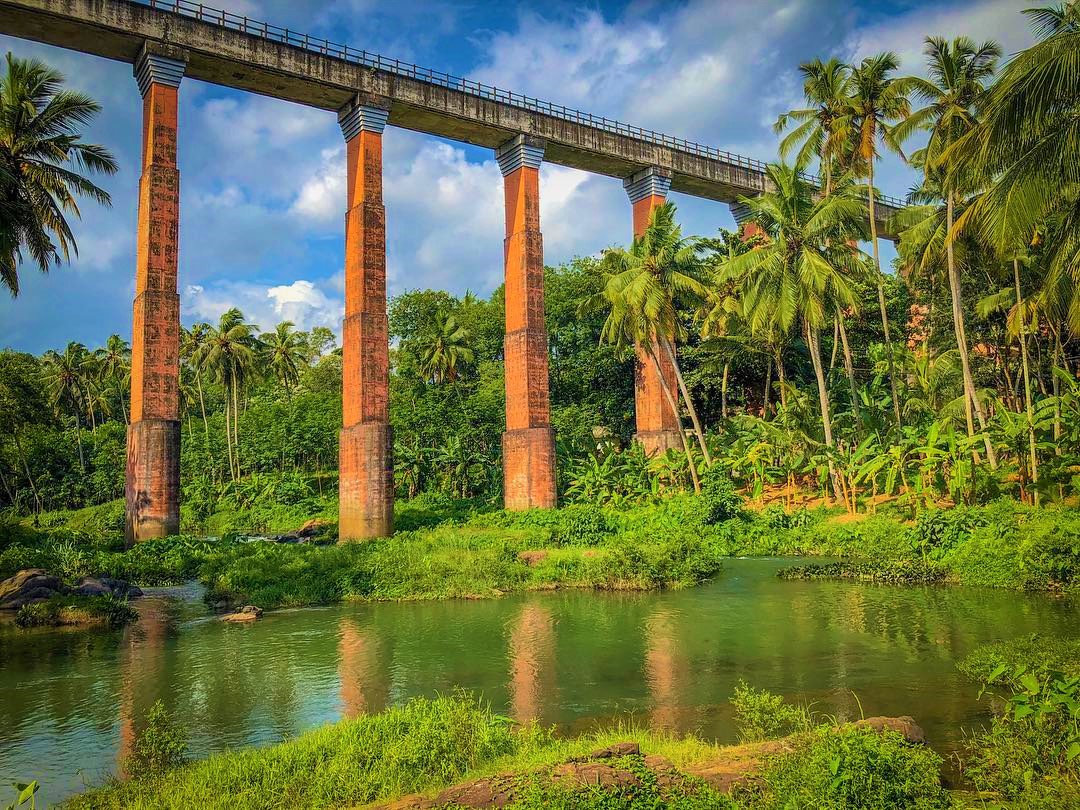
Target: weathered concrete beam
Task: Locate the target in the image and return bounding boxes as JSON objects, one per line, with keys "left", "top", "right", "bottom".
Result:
{"left": 0, "top": 0, "right": 902, "bottom": 236}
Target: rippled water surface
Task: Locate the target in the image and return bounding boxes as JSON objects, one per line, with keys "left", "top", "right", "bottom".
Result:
{"left": 1, "top": 559, "right": 1076, "bottom": 803}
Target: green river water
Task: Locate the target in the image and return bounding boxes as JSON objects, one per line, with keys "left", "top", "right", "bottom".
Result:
{"left": 1, "top": 557, "right": 1076, "bottom": 804}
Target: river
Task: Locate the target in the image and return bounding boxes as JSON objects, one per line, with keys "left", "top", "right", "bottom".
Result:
{"left": 1, "top": 558, "right": 1076, "bottom": 803}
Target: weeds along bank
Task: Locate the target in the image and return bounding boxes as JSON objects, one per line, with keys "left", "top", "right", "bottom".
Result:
{"left": 59, "top": 637, "right": 1080, "bottom": 810}
{"left": 3, "top": 486, "right": 1079, "bottom": 610}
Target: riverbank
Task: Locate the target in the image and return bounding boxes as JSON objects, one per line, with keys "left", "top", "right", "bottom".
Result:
{"left": 3, "top": 494, "right": 1078, "bottom": 610}
{"left": 62, "top": 692, "right": 949, "bottom": 809}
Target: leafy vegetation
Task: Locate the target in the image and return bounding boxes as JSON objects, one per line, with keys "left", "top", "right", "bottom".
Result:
{"left": 13, "top": 593, "right": 136, "bottom": 628}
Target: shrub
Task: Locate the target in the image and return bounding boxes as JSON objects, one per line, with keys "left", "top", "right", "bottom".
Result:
{"left": 700, "top": 466, "right": 744, "bottom": 524}
{"left": 731, "top": 682, "right": 813, "bottom": 742}
{"left": 15, "top": 594, "right": 137, "bottom": 628}
{"left": 754, "top": 726, "right": 948, "bottom": 808}
{"left": 124, "top": 701, "right": 189, "bottom": 779}
{"left": 550, "top": 505, "right": 613, "bottom": 547}
{"left": 958, "top": 635, "right": 1080, "bottom": 682}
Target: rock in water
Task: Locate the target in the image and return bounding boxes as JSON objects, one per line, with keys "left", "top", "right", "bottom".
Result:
{"left": 221, "top": 605, "right": 263, "bottom": 622}
{"left": 0, "top": 569, "right": 68, "bottom": 609}
{"left": 74, "top": 576, "right": 143, "bottom": 599}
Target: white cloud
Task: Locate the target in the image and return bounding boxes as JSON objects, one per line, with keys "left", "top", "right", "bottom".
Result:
{"left": 183, "top": 278, "right": 344, "bottom": 333}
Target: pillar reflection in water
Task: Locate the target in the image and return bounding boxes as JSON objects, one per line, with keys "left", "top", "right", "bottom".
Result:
{"left": 644, "top": 607, "right": 683, "bottom": 732}
{"left": 508, "top": 602, "right": 555, "bottom": 723}
{"left": 116, "top": 596, "right": 172, "bottom": 775}
{"left": 337, "top": 616, "right": 386, "bottom": 718}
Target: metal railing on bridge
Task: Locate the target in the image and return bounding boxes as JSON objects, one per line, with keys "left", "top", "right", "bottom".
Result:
{"left": 135, "top": 0, "right": 906, "bottom": 210}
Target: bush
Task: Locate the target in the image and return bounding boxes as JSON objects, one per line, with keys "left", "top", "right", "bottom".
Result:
{"left": 958, "top": 635, "right": 1080, "bottom": 682}
{"left": 124, "top": 701, "right": 189, "bottom": 778}
{"left": 731, "top": 682, "right": 813, "bottom": 742}
{"left": 754, "top": 726, "right": 948, "bottom": 808}
{"left": 550, "top": 505, "right": 613, "bottom": 547}
{"left": 700, "top": 466, "right": 744, "bottom": 524}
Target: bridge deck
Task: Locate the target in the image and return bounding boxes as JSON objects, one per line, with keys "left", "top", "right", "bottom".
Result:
{"left": 0, "top": 0, "right": 903, "bottom": 235}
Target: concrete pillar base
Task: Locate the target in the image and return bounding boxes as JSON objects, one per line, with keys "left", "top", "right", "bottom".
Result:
{"left": 339, "top": 422, "right": 393, "bottom": 541}
{"left": 125, "top": 418, "right": 180, "bottom": 544}
{"left": 635, "top": 429, "right": 682, "bottom": 458}
{"left": 503, "top": 427, "right": 556, "bottom": 510}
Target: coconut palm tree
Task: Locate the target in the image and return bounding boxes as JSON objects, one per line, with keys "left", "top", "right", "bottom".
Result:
{"left": 899, "top": 36, "right": 1001, "bottom": 468}
{"left": 953, "top": 4, "right": 1080, "bottom": 340}
{"left": 839, "top": 52, "right": 916, "bottom": 426}
{"left": 95, "top": 334, "right": 129, "bottom": 424}
{"left": 588, "top": 202, "right": 712, "bottom": 478}
{"left": 41, "top": 341, "right": 92, "bottom": 468}
{"left": 203, "top": 308, "right": 258, "bottom": 479}
{"left": 774, "top": 57, "right": 852, "bottom": 197}
{"left": 0, "top": 53, "right": 118, "bottom": 296}
{"left": 261, "top": 320, "right": 306, "bottom": 393}
{"left": 181, "top": 323, "right": 213, "bottom": 454}
{"left": 416, "top": 313, "right": 474, "bottom": 384}
{"left": 717, "top": 164, "right": 868, "bottom": 498}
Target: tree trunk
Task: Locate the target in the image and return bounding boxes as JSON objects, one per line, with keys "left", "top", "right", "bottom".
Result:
{"left": 774, "top": 345, "right": 788, "bottom": 409}
{"left": 945, "top": 189, "right": 998, "bottom": 469}
{"left": 1014, "top": 258, "right": 1039, "bottom": 506}
{"left": 721, "top": 361, "right": 730, "bottom": 421}
{"left": 837, "top": 315, "right": 861, "bottom": 430}
{"left": 12, "top": 428, "right": 42, "bottom": 514}
{"left": 867, "top": 161, "right": 903, "bottom": 427}
{"left": 660, "top": 336, "right": 712, "bottom": 466}
{"left": 763, "top": 357, "right": 773, "bottom": 417}
{"left": 232, "top": 377, "right": 242, "bottom": 478}
{"left": 830, "top": 317, "right": 840, "bottom": 370}
{"left": 649, "top": 338, "right": 700, "bottom": 494}
{"left": 807, "top": 323, "right": 841, "bottom": 504}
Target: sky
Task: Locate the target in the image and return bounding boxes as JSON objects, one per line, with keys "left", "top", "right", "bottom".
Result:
{"left": 0, "top": 0, "right": 1036, "bottom": 353}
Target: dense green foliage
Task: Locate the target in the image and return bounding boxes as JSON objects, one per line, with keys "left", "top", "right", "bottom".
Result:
{"left": 12, "top": 592, "right": 136, "bottom": 628}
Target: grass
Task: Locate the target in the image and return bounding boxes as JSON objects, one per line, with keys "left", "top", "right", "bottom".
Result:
{"left": 14, "top": 593, "right": 137, "bottom": 628}
{"left": 65, "top": 694, "right": 948, "bottom": 810}
{"left": 5, "top": 492, "right": 1078, "bottom": 613}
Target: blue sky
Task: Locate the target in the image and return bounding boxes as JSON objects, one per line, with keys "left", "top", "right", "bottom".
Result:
{"left": 0, "top": 0, "right": 1034, "bottom": 352}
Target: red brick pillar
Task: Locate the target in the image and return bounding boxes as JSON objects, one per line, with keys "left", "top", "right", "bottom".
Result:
{"left": 338, "top": 97, "right": 393, "bottom": 540}
{"left": 624, "top": 167, "right": 680, "bottom": 456}
{"left": 730, "top": 200, "right": 765, "bottom": 241}
{"left": 497, "top": 135, "right": 556, "bottom": 510}
{"left": 125, "top": 46, "right": 186, "bottom": 545}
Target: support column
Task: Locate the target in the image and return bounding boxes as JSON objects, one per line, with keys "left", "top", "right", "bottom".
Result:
{"left": 624, "top": 167, "right": 680, "bottom": 456}
{"left": 338, "top": 97, "right": 393, "bottom": 540}
{"left": 729, "top": 201, "right": 765, "bottom": 241}
{"left": 125, "top": 46, "right": 186, "bottom": 545}
{"left": 498, "top": 135, "right": 556, "bottom": 510}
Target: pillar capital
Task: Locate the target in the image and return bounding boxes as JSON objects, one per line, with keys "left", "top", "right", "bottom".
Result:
{"left": 496, "top": 134, "right": 545, "bottom": 176}
{"left": 338, "top": 96, "right": 390, "bottom": 141}
{"left": 134, "top": 44, "right": 187, "bottom": 97}
{"left": 624, "top": 166, "right": 671, "bottom": 203}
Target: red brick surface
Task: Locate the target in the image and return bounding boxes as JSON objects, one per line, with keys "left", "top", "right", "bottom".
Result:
{"left": 340, "top": 128, "right": 393, "bottom": 539}
{"left": 126, "top": 82, "right": 181, "bottom": 544}
{"left": 502, "top": 164, "right": 555, "bottom": 508}
{"left": 630, "top": 194, "right": 680, "bottom": 455}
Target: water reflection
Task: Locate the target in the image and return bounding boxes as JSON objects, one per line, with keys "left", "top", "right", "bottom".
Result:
{"left": 644, "top": 608, "right": 683, "bottom": 731}
{"left": 2, "top": 559, "right": 1076, "bottom": 805}
{"left": 338, "top": 616, "right": 386, "bottom": 717}
{"left": 508, "top": 602, "right": 554, "bottom": 722}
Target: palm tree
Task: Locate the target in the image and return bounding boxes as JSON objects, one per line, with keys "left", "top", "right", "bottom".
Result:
{"left": 717, "top": 164, "right": 868, "bottom": 498}
{"left": 95, "top": 334, "right": 130, "bottom": 424}
{"left": 840, "top": 52, "right": 915, "bottom": 425}
{"left": 416, "top": 313, "right": 474, "bottom": 384}
{"left": 181, "top": 323, "right": 213, "bottom": 455}
{"left": 262, "top": 321, "right": 306, "bottom": 393}
{"left": 588, "top": 202, "right": 712, "bottom": 480}
{"left": 774, "top": 57, "right": 852, "bottom": 197}
{"left": 0, "top": 53, "right": 118, "bottom": 296}
{"left": 953, "top": 4, "right": 1080, "bottom": 339}
{"left": 900, "top": 36, "right": 1001, "bottom": 468}
{"left": 41, "top": 341, "right": 92, "bottom": 468}
{"left": 202, "top": 308, "right": 258, "bottom": 480}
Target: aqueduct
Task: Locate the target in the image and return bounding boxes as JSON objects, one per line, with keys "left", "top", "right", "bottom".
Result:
{"left": 0, "top": 0, "right": 905, "bottom": 542}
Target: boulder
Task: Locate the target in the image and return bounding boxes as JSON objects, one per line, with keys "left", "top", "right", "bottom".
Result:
{"left": 517, "top": 550, "right": 548, "bottom": 567}
{"left": 0, "top": 569, "right": 67, "bottom": 609}
{"left": 853, "top": 716, "right": 926, "bottom": 744}
{"left": 221, "top": 605, "right": 263, "bottom": 622}
{"left": 74, "top": 576, "right": 143, "bottom": 600}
